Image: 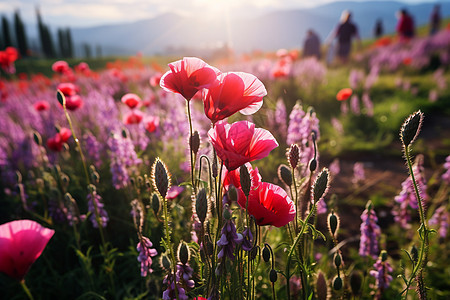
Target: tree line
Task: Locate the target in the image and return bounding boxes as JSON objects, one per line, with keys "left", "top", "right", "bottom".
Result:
{"left": 0, "top": 8, "right": 100, "bottom": 59}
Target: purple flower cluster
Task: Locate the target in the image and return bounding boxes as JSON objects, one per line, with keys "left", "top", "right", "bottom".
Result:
{"left": 369, "top": 253, "right": 393, "bottom": 296}
{"left": 217, "top": 218, "right": 243, "bottom": 261}
{"left": 442, "top": 155, "right": 450, "bottom": 184}
{"left": 177, "top": 263, "right": 194, "bottom": 289}
{"left": 162, "top": 274, "right": 188, "bottom": 300}
{"left": 359, "top": 203, "right": 381, "bottom": 258}
{"left": 136, "top": 236, "right": 158, "bottom": 277}
{"left": 241, "top": 227, "right": 253, "bottom": 251}
{"left": 429, "top": 206, "right": 449, "bottom": 238}
{"left": 352, "top": 162, "right": 365, "bottom": 185}
{"left": 86, "top": 191, "right": 109, "bottom": 228}
{"left": 83, "top": 132, "right": 102, "bottom": 168}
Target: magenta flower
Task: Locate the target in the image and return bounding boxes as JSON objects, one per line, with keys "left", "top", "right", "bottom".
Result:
{"left": 203, "top": 72, "right": 266, "bottom": 123}
{"left": 136, "top": 236, "right": 158, "bottom": 277}
{"left": 0, "top": 220, "right": 54, "bottom": 280}
{"left": 209, "top": 120, "right": 278, "bottom": 171}
{"left": 160, "top": 57, "right": 219, "bottom": 101}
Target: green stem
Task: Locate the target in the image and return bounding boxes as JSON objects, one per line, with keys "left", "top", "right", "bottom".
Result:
{"left": 163, "top": 195, "right": 179, "bottom": 300}
{"left": 20, "top": 280, "right": 34, "bottom": 300}
{"left": 186, "top": 101, "right": 196, "bottom": 194}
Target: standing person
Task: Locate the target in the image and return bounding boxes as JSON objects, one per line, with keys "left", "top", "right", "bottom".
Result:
{"left": 303, "top": 29, "right": 321, "bottom": 59}
{"left": 396, "top": 9, "right": 415, "bottom": 41}
{"left": 374, "top": 19, "right": 384, "bottom": 38}
{"left": 332, "top": 10, "right": 360, "bottom": 64}
{"left": 430, "top": 4, "right": 441, "bottom": 35}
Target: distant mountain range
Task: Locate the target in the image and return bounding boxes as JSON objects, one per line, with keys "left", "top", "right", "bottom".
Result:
{"left": 27, "top": 1, "right": 450, "bottom": 57}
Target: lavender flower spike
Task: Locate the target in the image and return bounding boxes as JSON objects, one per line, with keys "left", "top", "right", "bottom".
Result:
{"left": 359, "top": 201, "right": 381, "bottom": 258}
{"left": 137, "top": 236, "right": 158, "bottom": 277}
{"left": 369, "top": 251, "right": 393, "bottom": 299}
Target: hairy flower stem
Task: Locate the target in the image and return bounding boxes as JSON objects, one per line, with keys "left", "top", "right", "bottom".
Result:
{"left": 20, "top": 280, "right": 34, "bottom": 300}
{"left": 403, "top": 146, "right": 429, "bottom": 300}
{"left": 291, "top": 170, "right": 299, "bottom": 232}
{"left": 162, "top": 195, "right": 179, "bottom": 300}
{"left": 186, "top": 101, "right": 197, "bottom": 194}
{"left": 59, "top": 91, "right": 114, "bottom": 295}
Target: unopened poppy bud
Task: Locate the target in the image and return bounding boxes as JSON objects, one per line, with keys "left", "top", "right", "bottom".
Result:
{"left": 288, "top": 144, "right": 299, "bottom": 169}
{"left": 350, "top": 271, "right": 362, "bottom": 296}
{"left": 151, "top": 158, "right": 171, "bottom": 199}
{"left": 215, "top": 262, "right": 223, "bottom": 276}
{"left": 278, "top": 164, "right": 292, "bottom": 186}
{"left": 411, "top": 245, "right": 418, "bottom": 263}
{"left": 61, "top": 173, "right": 70, "bottom": 186}
{"left": 196, "top": 188, "right": 208, "bottom": 223}
{"left": 205, "top": 234, "right": 214, "bottom": 256}
{"left": 250, "top": 246, "right": 259, "bottom": 260}
{"left": 212, "top": 155, "right": 218, "bottom": 178}
{"left": 151, "top": 193, "right": 160, "bottom": 215}
{"left": 334, "top": 252, "right": 342, "bottom": 268}
{"left": 57, "top": 90, "right": 65, "bottom": 106}
{"left": 223, "top": 204, "right": 232, "bottom": 220}
{"left": 227, "top": 185, "right": 238, "bottom": 202}
{"left": 190, "top": 131, "right": 200, "bottom": 155}
{"left": 269, "top": 269, "right": 277, "bottom": 283}
{"left": 177, "top": 241, "right": 190, "bottom": 265}
{"left": 130, "top": 177, "right": 135, "bottom": 186}
{"left": 160, "top": 253, "right": 172, "bottom": 271}
{"left": 87, "top": 184, "right": 96, "bottom": 193}
{"left": 400, "top": 110, "right": 423, "bottom": 147}
{"left": 240, "top": 165, "right": 251, "bottom": 197}
{"left": 327, "top": 211, "right": 340, "bottom": 238}
{"left": 316, "top": 271, "right": 328, "bottom": 300}
{"left": 91, "top": 171, "right": 100, "bottom": 184}
{"left": 333, "top": 276, "right": 343, "bottom": 291}
{"left": 64, "top": 192, "right": 73, "bottom": 202}
{"left": 380, "top": 250, "right": 388, "bottom": 262}
{"left": 309, "top": 158, "right": 317, "bottom": 172}
{"left": 144, "top": 175, "right": 151, "bottom": 189}
{"left": 262, "top": 244, "right": 271, "bottom": 262}
{"left": 313, "top": 168, "right": 329, "bottom": 203}
{"left": 33, "top": 131, "right": 42, "bottom": 146}
{"left": 121, "top": 129, "right": 128, "bottom": 138}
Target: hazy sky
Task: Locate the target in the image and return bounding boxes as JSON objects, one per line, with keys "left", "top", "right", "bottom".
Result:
{"left": 0, "top": 0, "right": 440, "bottom": 28}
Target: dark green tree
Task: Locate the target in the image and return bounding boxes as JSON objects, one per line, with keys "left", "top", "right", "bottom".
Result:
{"left": 1, "top": 15, "right": 12, "bottom": 47}
{"left": 83, "top": 43, "right": 92, "bottom": 58}
{"left": 36, "top": 7, "right": 56, "bottom": 58}
{"left": 66, "top": 28, "right": 74, "bottom": 58}
{"left": 57, "top": 28, "right": 67, "bottom": 57}
{"left": 14, "top": 10, "right": 29, "bottom": 57}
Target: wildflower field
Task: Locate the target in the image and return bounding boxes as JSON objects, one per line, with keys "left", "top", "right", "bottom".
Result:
{"left": 1, "top": 29, "right": 450, "bottom": 300}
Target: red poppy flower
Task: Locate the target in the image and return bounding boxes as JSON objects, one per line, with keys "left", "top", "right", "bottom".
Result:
{"left": 0, "top": 47, "right": 19, "bottom": 74}
{"left": 47, "top": 134, "right": 63, "bottom": 152}
{"left": 58, "top": 127, "right": 72, "bottom": 143}
{"left": 203, "top": 72, "right": 266, "bottom": 123}
{"left": 57, "top": 83, "right": 78, "bottom": 96}
{"left": 121, "top": 93, "right": 141, "bottom": 109}
{"left": 65, "top": 95, "right": 83, "bottom": 111}
{"left": 52, "top": 60, "right": 70, "bottom": 74}
{"left": 144, "top": 116, "right": 159, "bottom": 133}
{"left": 208, "top": 120, "right": 278, "bottom": 171}
{"left": 123, "top": 110, "right": 144, "bottom": 124}
{"left": 336, "top": 88, "right": 353, "bottom": 101}
{"left": 0, "top": 220, "right": 54, "bottom": 281}
{"left": 238, "top": 182, "right": 295, "bottom": 227}
{"left": 34, "top": 100, "right": 50, "bottom": 111}
{"left": 160, "top": 57, "right": 219, "bottom": 101}
{"left": 402, "top": 57, "right": 412, "bottom": 65}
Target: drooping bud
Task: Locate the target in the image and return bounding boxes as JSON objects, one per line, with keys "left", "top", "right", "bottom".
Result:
{"left": 262, "top": 244, "right": 271, "bottom": 262}
{"left": 288, "top": 144, "right": 299, "bottom": 169}
{"left": 278, "top": 164, "right": 292, "bottom": 187}
{"left": 333, "top": 276, "right": 343, "bottom": 291}
{"left": 350, "top": 271, "right": 362, "bottom": 296}
{"left": 312, "top": 168, "right": 329, "bottom": 203}
{"left": 316, "top": 271, "right": 328, "bottom": 300}
{"left": 309, "top": 158, "right": 317, "bottom": 172}
{"left": 151, "top": 193, "right": 160, "bottom": 216}
{"left": 269, "top": 269, "right": 278, "bottom": 283}
{"left": 204, "top": 234, "right": 214, "bottom": 256}
{"left": 400, "top": 110, "right": 423, "bottom": 147}
{"left": 177, "top": 241, "right": 190, "bottom": 265}
{"left": 227, "top": 185, "right": 238, "bottom": 202}
{"left": 33, "top": 131, "right": 42, "bottom": 146}
{"left": 327, "top": 211, "right": 340, "bottom": 238}
{"left": 250, "top": 245, "right": 259, "bottom": 260}
{"left": 196, "top": 188, "right": 208, "bottom": 223}
{"left": 212, "top": 154, "right": 218, "bottom": 178}
{"left": 240, "top": 165, "right": 251, "bottom": 197}
{"left": 190, "top": 131, "right": 200, "bottom": 155}
{"left": 151, "top": 158, "right": 171, "bottom": 199}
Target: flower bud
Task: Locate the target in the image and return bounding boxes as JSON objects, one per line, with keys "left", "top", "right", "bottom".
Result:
{"left": 151, "top": 193, "right": 160, "bottom": 215}
{"left": 250, "top": 245, "right": 259, "bottom": 260}
{"left": 33, "top": 131, "right": 42, "bottom": 146}
{"left": 262, "top": 244, "right": 271, "bottom": 262}
{"left": 223, "top": 204, "right": 232, "bottom": 220}
{"left": 277, "top": 164, "right": 292, "bottom": 187}
{"left": 190, "top": 131, "right": 200, "bottom": 155}
{"left": 269, "top": 269, "right": 277, "bottom": 283}
{"left": 151, "top": 158, "right": 171, "bottom": 199}
{"left": 400, "top": 110, "right": 423, "bottom": 147}
{"left": 380, "top": 250, "right": 388, "bottom": 262}
{"left": 227, "top": 185, "right": 238, "bottom": 202}
{"left": 196, "top": 188, "right": 208, "bottom": 223}
{"left": 212, "top": 155, "right": 218, "bottom": 178}
{"left": 309, "top": 158, "right": 317, "bottom": 172}
{"left": 288, "top": 144, "right": 299, "bottom": 169}
{"left": 160, "top": 253, "right": 171, "bottom": 271}
{"left": 316, "top": 271, "right": 328, "bottom": 300}
{"left": 204, "top": 234, "right": 214, "bottom": 256}
{"left": 177, "top": 241, "right": 190, "bottom": 265}
{"left": 332, "top": 276, "right": 342, "bottom": 291}
{"left": 334, "top": 252, "right": 342, "bottom": 268}
{"left": 57, "top": 90, "right": 65, "bottom": 106}
{"left": 313, "top": 168, "right": 329, "bottom": 203}
{"left": 240, "top": 165, "right": 251, "bottom": 197}
{"left": 350, "top": 271, "right": 362, "bottom": 296}
{"left": 327, "top": 211, "right": 340, "bottom": 238}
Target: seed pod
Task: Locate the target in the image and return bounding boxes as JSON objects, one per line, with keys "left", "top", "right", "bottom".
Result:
{"left": 196, "top": 188, "right": 208, "bottom": 223}
{"left": 333, "top": 276, "right": 343, "bottom": 291}
{"left": 223, "top": 204, "right": 232, "bottom": 220}
{"left": 151, "top": 158, "right": 171, "bottom": 199}
{"left": 277, "top": 164, "right": 292, "bottom": 187}
{"left": 262, "top": 244, "right": 271, "bottom": 262}
{"left": 288, "top": 144, "right": 299, "bottom": 169}
{"left": 177, "top": 241, "right": 190, "bottom": 265}
{"left": 269, "top": 269, "right": 277, "bottom": 283}
{"left": 240, "top": 165, "right": 251, "bottom": 197}
{"left": 327, "top": 211, "right": 340, "bottom": 238}
{"left": 151, "top": 193, "right": 160, "bottom": 216}
{"left": 400, "top": 110, "right": 423, "bottom": 147}
{"left": 190, "top": 131, "right": 200, "bottom": 155}
{"left": 313, "top": 168, "right": 329, "bottom": 203}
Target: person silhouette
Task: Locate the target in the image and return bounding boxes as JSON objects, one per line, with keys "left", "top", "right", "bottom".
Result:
{"left": 331, "top": 10, "right": 360, "bottom": 63}
{"left": 430, "top": 4, "right": 441, "bottom": 35}
{"left": 396, "top": 9, "right": 415, "bottom": 41}
{"left": 303, "top": 29, "right": 321, "bottom": 59}
{"left": 374, "top": 19, "right": 384, "bottom": 38}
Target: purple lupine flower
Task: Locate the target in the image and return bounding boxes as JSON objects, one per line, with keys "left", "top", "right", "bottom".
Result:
{"left": 87, "top": 191, "right": 109, "bottom": 228}
{"left": 340, "top": 101, "right": 348, "bottom": 115}
{"left": 429, "top": 206, "right": 449, "bottom": 238}
{"left": 329, "top": 158, "right": 340, "bottom": 179}
{"left": 352, "top": 162, "right": 365, "bottom": 185}
{"left": 362, "top": 92, "right": 374, "bottom": 117}
{"left": 350, "top": 94, "right": 360, "bottom": 115}
{"left": 241, "top": 227, "right": 253, "bottom": 252}
{"left": 369, "top": 251, "right": 393, "bottom": 299}
{"left": 48, "top": 199, "right": 68, "bottom": 223}
{"left": 286, "top": 103, "right": 306, "bottom": 146}
{"left": 217, "top": 217, "right": 243, "bottom": 261}
{"left": 84, "top": 132, "right": 102, "bottom": 168}
{"left": 177, "top": 263, "right": 194, "bottom": 289}
{"left": 137, "top": 236, "right": 158, "bottom": 277}
{"left": 428, "top": 89, "right": 438, "bottom": 102}
{"left": 331, "top": 117, "right": 344, "bottom": 135}
{"left": 274, "top": 98, "right": 287, "bottom": 141}
{"left": 349, "top": 69, "right": 365, "bottom": 89}
{"left": 441, "top": 155, "right": 450, "bottom": 184}
{"left": 162, "top": 274, "right": 188, "bottom": 300}
{"left": 359, "top": 202, "right": 381, "bottom": 258}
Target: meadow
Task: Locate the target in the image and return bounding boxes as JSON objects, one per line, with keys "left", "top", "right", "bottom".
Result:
{"left": 0, "top": 27, "right": 449, "bottom": 300}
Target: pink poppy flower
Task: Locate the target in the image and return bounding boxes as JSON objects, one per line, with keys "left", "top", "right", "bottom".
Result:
{"left": 123, "top": 110, "right": 144, "bottom": 125}
{"left": 121, "top": 93, "right": 141, "bottom": 109}
{"left": 144, "top": 116, "right": 160, "bottom": 133}
{"left": 208, "top": 120, "right": 278, "bottom": 171}
{"left": 160, "top": 57, "right": 219, "bottom": 101}
{"left": 47, "top": 134, "right": 63, "bottom": 152}
{"left": 57, "top": 83, "right": 78, "bottom": 96}
{"left": 238, "top": 182, "right": 295, "bottom": 227}
{"left": 58, "top": 127, "right": 72, "bottom": 143}
{"left": 0, "top": 220, "right": 54, "bottom": 280}
{"left": 34, "top": 100, "right": 50, "bottom": 111}
{"left": 149, "top": 73, "right": 162, "bottom": 87}
{"left": 52, "top": 60, "right": 70, "bottom": 74}
{"left": 223, "top": 163, "right": 261, "bottom": 203}
{"left": 203, "top": 72, "right": 266, "bottom": 123}
{"left": 65, "top": 95, "right": 83, "bottom": 111}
